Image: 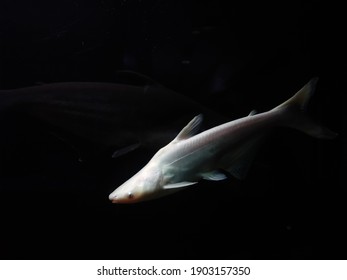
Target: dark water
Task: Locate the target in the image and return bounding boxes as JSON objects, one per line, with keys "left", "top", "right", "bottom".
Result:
{"left": 0, "top": 1, "right": 345, "bottom": 259}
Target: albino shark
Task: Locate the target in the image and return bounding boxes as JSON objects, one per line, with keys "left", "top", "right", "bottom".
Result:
{"left": 109, "top": 78, "right": 337, "bottom": 203}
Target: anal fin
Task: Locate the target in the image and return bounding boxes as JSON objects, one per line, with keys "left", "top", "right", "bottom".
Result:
{"left": 222, "top": 136, "right": 264, "bottom": 180}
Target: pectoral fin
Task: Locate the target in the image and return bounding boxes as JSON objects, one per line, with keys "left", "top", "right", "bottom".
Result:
{"left": 163, "top": 181, "right": 198, "bottom": 189}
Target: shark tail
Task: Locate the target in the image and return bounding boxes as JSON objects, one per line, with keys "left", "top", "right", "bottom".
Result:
{"left": 272, "top": 78, "right": 337, "bottom": 139}
{"left": 0, "top": 89, "right": 16, "bottom": 111}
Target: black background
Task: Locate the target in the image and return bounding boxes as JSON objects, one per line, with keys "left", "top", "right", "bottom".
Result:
{"left": 0, "top": 1, "right": 345, "bottom": 259}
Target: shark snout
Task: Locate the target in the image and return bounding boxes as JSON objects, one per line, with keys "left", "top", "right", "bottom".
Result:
{"left": 108, "top": 190, "right": 133, "bottom": 203}
{"left": 108, "top": 192, "right": 118, "bottom": 203}
{"left": 108, "top": 189, "right": 141, "bottom": 203}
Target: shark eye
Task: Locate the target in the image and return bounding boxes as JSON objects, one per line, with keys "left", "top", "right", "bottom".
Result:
{"left": 128, "top": 192, "right": 134, "bottom": 199}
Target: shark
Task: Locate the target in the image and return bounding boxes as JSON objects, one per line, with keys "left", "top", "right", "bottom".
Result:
{"left": 109, "top": 78, "right": 337, "bottom": 203}
{"left": 0, "top": 73, "right": 225, "bottom": 161}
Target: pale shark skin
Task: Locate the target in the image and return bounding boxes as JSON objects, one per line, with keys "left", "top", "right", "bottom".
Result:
{"left": 109, "top": 78, "right": 337, "bottom": 203}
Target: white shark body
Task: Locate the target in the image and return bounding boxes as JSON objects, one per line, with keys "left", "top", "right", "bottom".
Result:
{"left": 109, "top": 78, "right": 336, "bottom": 203}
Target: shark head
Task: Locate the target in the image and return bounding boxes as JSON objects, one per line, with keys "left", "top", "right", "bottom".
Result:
{"left": 108, "top": 163, "right": 163, "bottom": 204}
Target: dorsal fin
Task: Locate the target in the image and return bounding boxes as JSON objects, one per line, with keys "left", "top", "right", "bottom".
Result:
{"left": 111, "top": 143, "right": 141, "bottom": 158}
{"left": 116, "top": 70, "right": 163, "bottom": 87}
{"left": 248, "top": 110, "right": 257, "bottom": 116}
{"left": 174, "top": 114, "right": 203, "bottom": 141}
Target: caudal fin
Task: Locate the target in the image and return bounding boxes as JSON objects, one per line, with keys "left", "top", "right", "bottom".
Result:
{"left": 272, "top": 78, "right": 337, "bottom": 139}
{"left": 0, "top": 89, "right": 17, "bottom": 111}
